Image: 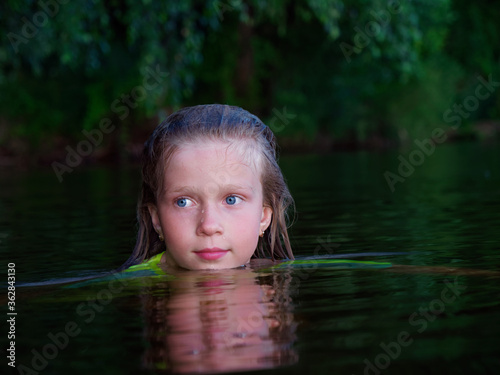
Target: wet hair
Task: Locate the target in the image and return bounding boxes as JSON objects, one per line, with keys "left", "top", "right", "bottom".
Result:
{"left": 119, "top": 104, "right": 294, "bottom": 270}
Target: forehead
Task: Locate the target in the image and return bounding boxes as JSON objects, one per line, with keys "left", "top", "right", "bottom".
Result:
{"left": 163, "top": 139, "right": 262, "bottom": 189}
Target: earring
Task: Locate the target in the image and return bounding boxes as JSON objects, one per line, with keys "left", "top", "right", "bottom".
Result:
{"left": 259, "top": 230, "right": 265, "bottom": 238}
{"left": 156, "top": 227, "right": 164, "bottom": 241}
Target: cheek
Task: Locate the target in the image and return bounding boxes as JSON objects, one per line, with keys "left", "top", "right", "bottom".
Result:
{"left": 232, "top": 209, "right": 261, "bottom": 235}
{"left": 158, "top": 208, "right": 191, "bottom": 240}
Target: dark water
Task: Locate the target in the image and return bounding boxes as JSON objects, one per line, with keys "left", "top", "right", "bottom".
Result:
{"left": 2, "top": 142, "right": 500, "bottom": 374}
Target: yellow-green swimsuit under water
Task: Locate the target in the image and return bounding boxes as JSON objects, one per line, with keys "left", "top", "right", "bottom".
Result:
{"left": 124, "top": 252, "right": 392, "bottom": 273}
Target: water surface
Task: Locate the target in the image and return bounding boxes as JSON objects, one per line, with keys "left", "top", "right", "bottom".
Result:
{"left": 2, "top": 142, "right": 500, "bottom": 374}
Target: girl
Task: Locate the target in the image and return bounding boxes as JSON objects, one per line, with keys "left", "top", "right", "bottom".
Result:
{"left": 120, "top": 104, "right": 295, "bottom": 271}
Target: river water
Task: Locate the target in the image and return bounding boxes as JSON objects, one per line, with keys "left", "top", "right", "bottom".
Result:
{"left": 2, "top": 141, "right": 499, "bottom": 374}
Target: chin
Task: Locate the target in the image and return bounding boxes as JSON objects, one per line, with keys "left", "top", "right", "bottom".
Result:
{"left": 187, "top": 260, "right": 249, "bottom": 271}
{"left": 193, "top": 263, "right": 239, "bottom": 271}
{"left": 167, "top": 253, "right": 251, "bottom": 271}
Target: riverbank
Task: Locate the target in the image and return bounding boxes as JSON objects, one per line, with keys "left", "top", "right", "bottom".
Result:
{"left": 0, "top": 120, "right": 498, "bottom": 169}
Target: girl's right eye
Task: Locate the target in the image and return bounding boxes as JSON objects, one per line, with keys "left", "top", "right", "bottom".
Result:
{"left": 175, "top": 198, "right": 193, "bottom": 208}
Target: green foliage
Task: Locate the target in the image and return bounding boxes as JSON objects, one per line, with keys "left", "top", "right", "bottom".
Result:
{"left": 0, "top": 0, "right": 498, "bottom": 152}
{"left": 0, "top": 0, "right": 220, "bottom": 142}
{"left": 385, "top": 56, "right": 464, "bottom": 141}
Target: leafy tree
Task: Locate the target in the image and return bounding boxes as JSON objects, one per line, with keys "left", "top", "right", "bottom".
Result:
{"left": 0, "top": 0, "right": 498, "bottom": 157}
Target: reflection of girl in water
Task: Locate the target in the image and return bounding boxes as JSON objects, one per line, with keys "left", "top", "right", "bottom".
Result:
{"left": 140, "top": 265, "right": 298, "bottom": 373}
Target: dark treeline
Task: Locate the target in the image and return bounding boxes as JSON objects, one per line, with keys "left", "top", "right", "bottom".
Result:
{"left": 0, "top": 0, "right": 499, "bottom": 164}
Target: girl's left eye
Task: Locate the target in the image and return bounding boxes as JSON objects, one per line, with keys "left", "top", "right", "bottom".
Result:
{"left": 225, "top": 195, "right": 242, "bottom": 205}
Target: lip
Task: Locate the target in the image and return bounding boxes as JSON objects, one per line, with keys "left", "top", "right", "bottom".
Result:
{"left": 194, "top": 247, "right": 229, "bottom": 261}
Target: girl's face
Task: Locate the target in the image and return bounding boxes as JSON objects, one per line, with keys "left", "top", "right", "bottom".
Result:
{"left": 149, "top": 139, "right": 272, "bottom": 270}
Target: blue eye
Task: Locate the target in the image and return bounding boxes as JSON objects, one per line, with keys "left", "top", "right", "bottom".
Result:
{"left": 225, "top": 196, "right": 241, "bottom": 205}
{"left": 176, "top": 198, "right": 193, "bottom": 207}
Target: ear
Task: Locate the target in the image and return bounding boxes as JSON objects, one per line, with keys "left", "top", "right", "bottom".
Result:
{"left": 260, "top": 205, "right": 273, "bottom": 233}
{"left": 147, "top": 204, "right": 162, "bottom": 233}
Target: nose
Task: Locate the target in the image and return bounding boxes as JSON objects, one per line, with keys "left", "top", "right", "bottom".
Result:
{"left": 196, "top": 205, "right": 224, "bottom": 237}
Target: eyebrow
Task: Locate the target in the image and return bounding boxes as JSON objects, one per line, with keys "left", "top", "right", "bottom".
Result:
{"left": 167, "top": 184, "right": 254, "bottom": 194}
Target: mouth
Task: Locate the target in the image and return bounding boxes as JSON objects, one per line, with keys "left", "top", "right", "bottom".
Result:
{"left": 194, "top": 247, "right": 229, "bottom": 261}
